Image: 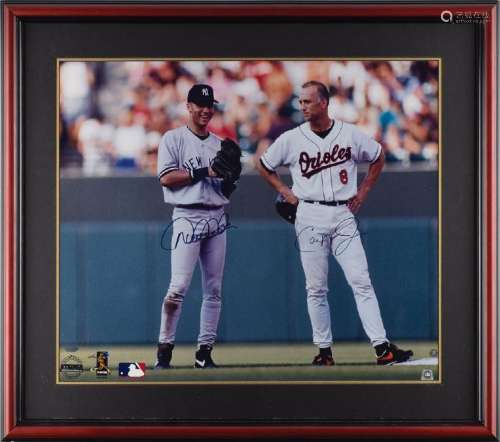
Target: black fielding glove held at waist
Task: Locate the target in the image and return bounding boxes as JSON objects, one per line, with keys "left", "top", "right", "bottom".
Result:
{"left": 190, "top": 167, "right": 209, "bottom": 183}
{"left": 211, "top": 138, "right": 242, "bottom": 182}
{"left": 221, "top": 180, "right": 237, "bottom": 198}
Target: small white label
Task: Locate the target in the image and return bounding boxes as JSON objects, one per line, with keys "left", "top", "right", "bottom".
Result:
{"left": 421, "top": 369, "right": 434, "bottom": 381}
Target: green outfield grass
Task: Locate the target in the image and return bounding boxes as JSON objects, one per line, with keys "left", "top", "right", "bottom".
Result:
{"left": 59, "top": 341, "right": 439, "bottom": 383}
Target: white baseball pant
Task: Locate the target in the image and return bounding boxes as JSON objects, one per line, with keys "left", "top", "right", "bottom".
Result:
{"left": 294, "top": 201, "right": 387, "bottom": 348}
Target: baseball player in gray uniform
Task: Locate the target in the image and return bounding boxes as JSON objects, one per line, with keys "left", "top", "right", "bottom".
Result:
{"left": 257, "top": 81, "right": 413, "bottom": 366}
{"left": 155, "top": 84, "right": 240, "bottom": 369}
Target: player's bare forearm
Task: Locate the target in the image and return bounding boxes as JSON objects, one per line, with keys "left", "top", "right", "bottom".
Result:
{"left": 359, "top": 149, "right": 385, "bottom": 194}
{"left": 257, "top": 160, "right": 298, "bottom": 205}
{"left": 348, "top": 150, "right": 385, "bottom": 213}
{"left": 160, "top": 168, "right": 217, "bottom": 189}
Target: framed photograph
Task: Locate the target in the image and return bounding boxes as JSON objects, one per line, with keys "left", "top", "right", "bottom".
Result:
{"left": 2, "top": 1, "right": 497, "bottom": 439}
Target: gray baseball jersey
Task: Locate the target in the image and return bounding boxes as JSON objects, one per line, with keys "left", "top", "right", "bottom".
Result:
{"left": 261, "top": 121, "right": 382, "bottom": 201}
{"left": 157, "top": 126, "right": 229, "bottom": 206}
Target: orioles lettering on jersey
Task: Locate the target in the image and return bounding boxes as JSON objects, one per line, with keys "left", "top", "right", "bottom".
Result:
{"left": 299, "top": 145, "right": 352, "bottom": 178}
{"left": 261, "top": 121, "right": 382, "bottom": 202}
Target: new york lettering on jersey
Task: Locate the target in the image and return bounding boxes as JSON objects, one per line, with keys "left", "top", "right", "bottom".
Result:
{"left": 157, "top": 126, "right": 228, "bottom": 206}
{"left": 182, "top": 156, "right": 203, "bottom": 171}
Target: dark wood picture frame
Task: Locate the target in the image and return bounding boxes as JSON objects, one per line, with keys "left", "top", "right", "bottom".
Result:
{"left": 2, "top": 1, "right": 497, "bottom": 439}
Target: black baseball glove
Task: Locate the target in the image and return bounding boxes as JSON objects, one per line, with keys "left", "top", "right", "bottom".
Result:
{"left": 275, "top": 193, "right": 297, "bottom": 224}
{"left": 221, "top": 180, "right": 237, "bottom": 198}
{"left": 212, "top": 138, "right": 242, "bottom": 183}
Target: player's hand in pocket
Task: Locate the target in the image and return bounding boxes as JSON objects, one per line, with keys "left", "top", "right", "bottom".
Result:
{"left": 348, "top": 188, "right": 369, "bottom": 213}
{"left": 279, "top": 186, "right": 299, "bottom": 206}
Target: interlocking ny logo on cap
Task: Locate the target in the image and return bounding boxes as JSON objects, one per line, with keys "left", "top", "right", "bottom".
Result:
{"left": 187, "top": 84, "right": 219, "bottom": 105}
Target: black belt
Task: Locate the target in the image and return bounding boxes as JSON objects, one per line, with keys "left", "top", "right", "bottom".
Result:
{"left": 175, "top": 204, "right": 223, "bottom": 210}
{"left": 303, "top": 200, "right": 349, "bottom": 206}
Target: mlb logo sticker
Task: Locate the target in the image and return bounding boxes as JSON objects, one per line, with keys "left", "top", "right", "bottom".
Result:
{"left": 119, "top": 362, "right": 146, "bottom": 378}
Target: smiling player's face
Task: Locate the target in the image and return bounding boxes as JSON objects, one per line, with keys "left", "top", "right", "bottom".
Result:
{"left": 299, "top": 86, "right": 328, "bottom": 122}
{"left": 187, "top": 102, "right": 215, "bottom": 128}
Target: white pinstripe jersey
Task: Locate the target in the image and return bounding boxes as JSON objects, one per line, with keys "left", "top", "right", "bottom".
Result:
{"left": 260, "top": 121, "right": 382, "bottom": 202}
{"left": 157, "top": 126, "right": 229, "bottom": 206}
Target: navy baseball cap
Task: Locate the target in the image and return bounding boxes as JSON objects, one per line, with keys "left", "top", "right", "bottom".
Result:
{"left": 187, "top": 84, "right": 219, "bottom": 107}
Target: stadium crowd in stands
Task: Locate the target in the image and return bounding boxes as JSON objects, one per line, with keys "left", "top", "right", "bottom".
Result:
{"left": 60, "top": 60, "right": 438, "bottom": 176}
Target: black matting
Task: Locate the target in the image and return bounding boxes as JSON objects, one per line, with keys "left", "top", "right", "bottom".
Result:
{"left": 21, "top": 17, "right": 478, "bottom": 423}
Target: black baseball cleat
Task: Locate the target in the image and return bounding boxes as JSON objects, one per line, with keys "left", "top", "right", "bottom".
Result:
{"left": 375, "top": 342, "right": 413, "bottom": 365}
{"left": 194, "top": 344, "right": 218, "bottom": 368}
{"left": 312, "top": 347, "right": 335, "bottom": 366}
{"left": 155, "top": 343, "right": 174, "bottom": 369}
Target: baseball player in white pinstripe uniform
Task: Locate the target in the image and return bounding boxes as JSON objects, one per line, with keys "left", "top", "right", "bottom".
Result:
{"left": 258, "top": 81, "right": 413, "bottom": 366}
{"left": 155, "top": 84, "right": 237, "bottom": 369}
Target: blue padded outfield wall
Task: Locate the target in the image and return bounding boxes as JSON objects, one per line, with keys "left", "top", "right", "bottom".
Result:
{"left": 60, "top": 218, "right": 438, "bottom": 345}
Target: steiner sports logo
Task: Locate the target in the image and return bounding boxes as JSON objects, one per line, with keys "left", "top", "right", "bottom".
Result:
{"left": 60, "top": 354, "right": 84, "bottom": 380}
